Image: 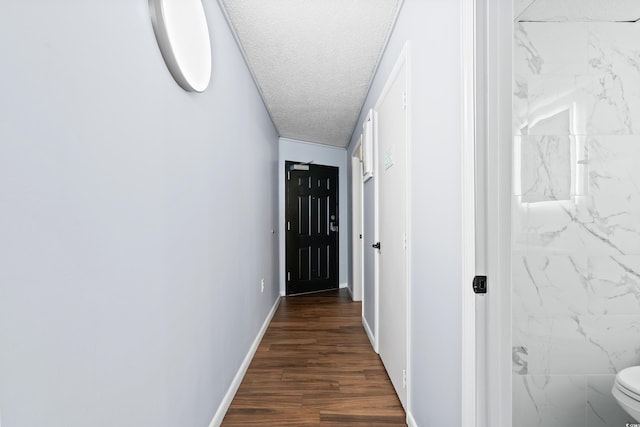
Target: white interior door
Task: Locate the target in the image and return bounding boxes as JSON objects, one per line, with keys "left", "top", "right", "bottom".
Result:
{"left": 375, "top": 47, "right": 408, "bottom": 409}
{"left": 351, "top": 155, "right": 363, "bottom": 302}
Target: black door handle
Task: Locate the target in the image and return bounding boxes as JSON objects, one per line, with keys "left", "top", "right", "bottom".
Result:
{"left": 372, "top": 242, "right": 381, "bottom": 250}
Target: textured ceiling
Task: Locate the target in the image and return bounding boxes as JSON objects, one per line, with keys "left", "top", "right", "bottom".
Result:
{"left": 219, "top": 0, "right": 401, "bottom": 147}
{"left": 517, "top": 0, "right": 640, "bottom": 22}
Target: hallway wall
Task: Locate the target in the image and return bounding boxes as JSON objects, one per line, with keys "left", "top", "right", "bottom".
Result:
{"left": 0, "top": 2, "right": 279, "bottom": 427}
{"left": 348, "top": 0, "right": 465, "bottom": 425}
{"left": 512, "top": 21, "right": 640, "bottom": 426}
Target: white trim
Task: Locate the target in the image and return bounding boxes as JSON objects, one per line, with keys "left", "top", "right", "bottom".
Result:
{"left": 362, "top": 315, "right": 377, "bottom": 351}
{"left": 351, "top": 151, "right": 364, "bottom": 302}
{"left": 461, "top": 0, "right": 478, "bottom": 425}
{"left": 404, "top": 42, "right": 413, "bottom": 419}
{"left": 346, "top": 284, "right": 354, "bottom": 300}
{"left": 485, "top": 0, "right": 513, "bottom": 424}
{"left": 279, "top": 137, "right": 347, "bottom": 152}
{"left": 373, "top": 108, "right": 380, "bottom": 354}
{"left": 406, "top": 411, "right": 418, "bottom": 427}
{"left": 474, "top": 0, "right": 489, "bottom": 425}
{"left": 339, "top": 282, "right": 348, "bottom": 289}
{"left": 208, "top": 296, "right": 281, "bottom": 427}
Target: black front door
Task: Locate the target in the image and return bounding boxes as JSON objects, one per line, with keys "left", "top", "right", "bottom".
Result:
{"left": 285, "top": 162, "right": 339, "bottom": 295}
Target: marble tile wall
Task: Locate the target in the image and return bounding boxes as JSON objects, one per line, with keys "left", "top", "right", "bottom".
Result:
{"left": 513, "top": 22, "right": 640, "bottom": 427}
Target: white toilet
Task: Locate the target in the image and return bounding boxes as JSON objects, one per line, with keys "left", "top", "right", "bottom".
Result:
{"left": 613, "top": 366, "right": 640, "bottom": 422}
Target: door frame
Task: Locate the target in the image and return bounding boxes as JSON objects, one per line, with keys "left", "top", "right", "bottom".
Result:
{"left": 373, "top": 39, "right": 411, "bottom": 411}
{"left": 278, "top": 139, "right": 349, "bottom": 297}
{"left": 284, "top": 161, "right": 340, "bottom": 296}
{"left": 482, "top": 0, "right": 513, "bottom": 425}
{"left": 461, "top": 0, "right": 478, "bottom": 425}
{"left": 461, "top": 0, "right": 513, "bottom": 423}
{"left": 462, "top": 0, "right": 515, "bottom": 423}
{"left": 351, "top": 143, "right": 364, "bottom": 302}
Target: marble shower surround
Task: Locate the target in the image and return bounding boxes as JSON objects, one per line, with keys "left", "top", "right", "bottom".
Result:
{"left": 513, "top": 21, "right": 640, "bottom": 427}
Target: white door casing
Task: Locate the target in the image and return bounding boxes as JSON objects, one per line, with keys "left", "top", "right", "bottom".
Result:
{"left": 351, "top": 152, "right": 364, "bottom": 302}
{"left": 470, "top": 0, "right": 514, "bottom": 424}
{"left": 461, "top": 0, "right": 479, "bottom": 425}
{"left": 374, "top": 42, "right": 409, "bottom": 409}
{"left": 483, "top": 0, "right": 513, "bottom": 424}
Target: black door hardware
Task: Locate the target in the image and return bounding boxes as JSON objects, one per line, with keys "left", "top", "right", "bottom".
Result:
{"left": 473, "top": 275, "right": 487, "bottom": 294}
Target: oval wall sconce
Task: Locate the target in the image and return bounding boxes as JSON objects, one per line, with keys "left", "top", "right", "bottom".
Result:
{"left": 149, "top": 0, "right": 212, "bottom": 92}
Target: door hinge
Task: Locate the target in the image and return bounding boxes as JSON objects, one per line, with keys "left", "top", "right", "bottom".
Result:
{"left": 403, "top": 233, "right": 407, "bottom": 250}
{"left": 287, "top": 272, "right": 291, "bottom": 281}
{"left": 473, "top": 275, "right": 487, "bottom": 294}
{"left": 402, "top": 369, "right": 407, "bottom": 389}
{"left": 402, "top": 92, "right": 407, "bottom": 110}
{"left": 287, "top": 221, "right": 291, "bottom": 231}
{"left": 287, "top": 171, "right": 290, "bottom": 180}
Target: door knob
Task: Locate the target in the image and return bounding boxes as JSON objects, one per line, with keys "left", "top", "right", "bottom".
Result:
{"left": 372, "top": 242, "right": 381, "bottom": 250}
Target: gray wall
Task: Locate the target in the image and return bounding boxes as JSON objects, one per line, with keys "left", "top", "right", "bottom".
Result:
{"left": 278, "top": 138, "right": 349, "bottom": 294}
{"left": 0, "top": 2, "right": 279, "bottom": 426}
{"left": 347, "top": 0, "right": 464, "bottom": 424}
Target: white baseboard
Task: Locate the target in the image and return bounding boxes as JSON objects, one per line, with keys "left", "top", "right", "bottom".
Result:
{"left": 339, "top": 282, "right": 348, "bottom": 289}
{"left": 208, "top": 296, "right": 281, "bottom": 427}
{"left": 406, "top": 411, "right": 417, "bottom": 427}
{"left": 362, "top": 315, "right": 377, "bottom": 353}
{"left": 346, "top": 284, "right": 354, "bottom": 300}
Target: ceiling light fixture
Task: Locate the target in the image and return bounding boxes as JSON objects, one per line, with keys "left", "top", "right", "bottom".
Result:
{"left": 149, "top": 0, "right": 212, "bottom": 92}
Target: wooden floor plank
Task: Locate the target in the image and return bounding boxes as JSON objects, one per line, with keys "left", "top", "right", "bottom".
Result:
{"left": 221, "top": 288, "right": 406, "bottom": 426}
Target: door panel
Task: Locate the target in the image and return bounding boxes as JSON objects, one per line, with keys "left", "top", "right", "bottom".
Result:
{"left": 285, "top": 162, "right": 339, "bottom": 295}
{"left": 376, "top": 53, "right": 408, "bottom": 408}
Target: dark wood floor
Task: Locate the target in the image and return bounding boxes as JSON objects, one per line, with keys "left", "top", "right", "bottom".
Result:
{"left": 222, "top": 288, "right": 406, "bottom": 426}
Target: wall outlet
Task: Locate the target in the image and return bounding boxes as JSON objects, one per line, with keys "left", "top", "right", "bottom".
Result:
{"left": 261, "top": 278, "right": 264, "bottom": 293}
